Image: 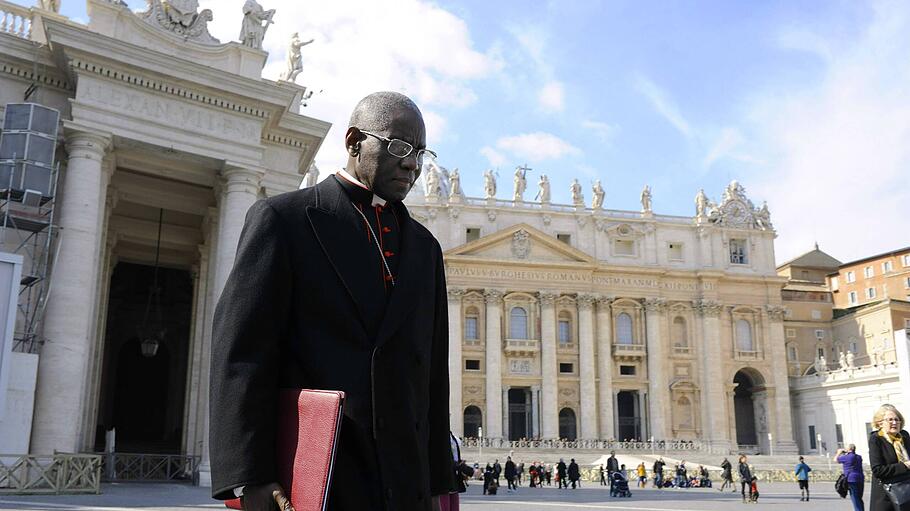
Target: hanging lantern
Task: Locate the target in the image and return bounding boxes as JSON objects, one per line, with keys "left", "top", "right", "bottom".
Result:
{"left": 140, "top": 336, "right": 160, "bottom": 358}
{"left": 138, "top": 208, "right": 166, "bottom": 359}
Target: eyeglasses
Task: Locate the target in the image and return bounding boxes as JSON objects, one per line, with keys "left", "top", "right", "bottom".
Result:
{"left": 359, "top": 130, "right": 437, "bottom": 165}
{"left": 883, "top": 418, "right": 902, "bottom": 423}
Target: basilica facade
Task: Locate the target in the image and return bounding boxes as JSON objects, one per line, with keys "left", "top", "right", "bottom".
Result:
{"left": 406, "top": 171, "right": 797, "bottom": 454}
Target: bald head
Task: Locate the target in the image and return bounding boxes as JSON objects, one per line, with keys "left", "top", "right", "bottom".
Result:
{"left": 348, "top": 91, "right": 423, "bottom": 132}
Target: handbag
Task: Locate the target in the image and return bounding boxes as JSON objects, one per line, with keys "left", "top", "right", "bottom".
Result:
{"left": 881, "top": 478, "right": 910, "bottom": 510}
{"left": 835, "top": 474, "right": 848, "bottom": 499}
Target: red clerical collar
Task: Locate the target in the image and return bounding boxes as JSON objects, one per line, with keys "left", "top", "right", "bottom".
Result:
{"left": 337, "top": 170, "right": 387, "bottom": 206}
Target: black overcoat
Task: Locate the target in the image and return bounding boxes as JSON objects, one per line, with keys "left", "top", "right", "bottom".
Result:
{"left": 209, "top": 177, "right": 454, "bottom": 510}
{"left": 868, "top": 429, "right": 910, "bottom": 511}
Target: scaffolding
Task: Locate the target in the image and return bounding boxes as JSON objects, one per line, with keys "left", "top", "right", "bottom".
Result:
{"left": 0, "top": 103, "right": 61, "bottom": 354}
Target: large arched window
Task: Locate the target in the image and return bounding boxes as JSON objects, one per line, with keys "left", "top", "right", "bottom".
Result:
{"left": 558, "top": 408, "right": 577, "bottom": 441}
{"left": 736, "top": 319, "right": 754, "bottom": 351}
{"left": 463, "top": 406, "right": 482, "bottom": 438}
{"left": 510, "top": 307, "right": 529, "bottom": 339}
{"left": 616, "top": 313, "right": 634, "bottom": 344}
{"left": 464, "top": 306, "right": 479, "bottom": 341}
{"left": 672, "top": 316, "right": 688, "bottom": 347}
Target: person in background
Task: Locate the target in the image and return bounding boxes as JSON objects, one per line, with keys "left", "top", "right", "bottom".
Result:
{"left": 637, "top": 462, "right": 648, "bottom": 488}
{"left": 568, "top": 458, "right": 581, "bottom": 489}
{"left": 653, "top": 457, "right": 665, "bottom": 488}
{"left": 749, "top": 476, "right": 759, "bottom": 502}
{"left": 557, "top": 459, "right": 567, "bottom": 489}
{"left": 606, "top": 451, "right": 620, "bottom": 491}
{"left": 738, "top": 455, "right": 753, "bottom": 503}
{"left": 482, "top": 463, "right": 493, "bottom": 495}
{"left": 868, "top": 403, "right": 910, "bottom": 511}
{"left": 504, "top": 456, "right": 517, "bottom": 492}
{"left": 492, "top": 459, "right": 502, "bottom": 486}
{"left": 719, "top": 457, "right": 735, "bottom": 492}
{"left": 795, "top": 455, "right": 813, "bottom": 502}
{"left": 836, "top": 445, "right": 864, "bottom": 510}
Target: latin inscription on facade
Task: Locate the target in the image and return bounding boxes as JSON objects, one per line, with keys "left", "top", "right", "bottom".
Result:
{"left": 509, "top": 359, "right": 533, "bottom": 375}
{"left": 446, "top": 265, "right": 715, "bottom": 291}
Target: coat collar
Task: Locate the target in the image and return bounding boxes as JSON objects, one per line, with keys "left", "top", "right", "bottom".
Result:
{"left": 306, "top": 177, "right": 428, "bottom": 346}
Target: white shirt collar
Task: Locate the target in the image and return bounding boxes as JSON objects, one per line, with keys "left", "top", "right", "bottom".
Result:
{"left": 337, "top": 170, "right": 387, "bottom": 207}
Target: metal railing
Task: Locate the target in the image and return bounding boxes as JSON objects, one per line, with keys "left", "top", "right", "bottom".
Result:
{"left": 0, "top": 1, "right": 31, "bottom": 39}
{"left": 102, "top": 453, "right": 200, "bottom": 482}
{"left": 504, "top": 338, "right": 539, "bottom": 354}
{"left": 0, "top": 454, "right": 102, "bottom": 495}
{"left": 735, "top": 350, "right": 762, "bottom": 361}
{"left": 461, "top": 437, "right": 710, "bottom": 452}
{"left": 613, "top": 343, "right": 646, "bottom": 356}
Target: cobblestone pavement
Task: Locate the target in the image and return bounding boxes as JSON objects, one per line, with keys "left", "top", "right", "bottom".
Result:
{"left": 0, "top": 481, "right": 851, "bottom": 510}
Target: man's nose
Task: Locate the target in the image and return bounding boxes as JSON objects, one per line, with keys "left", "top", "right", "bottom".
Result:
{"left": 400, "top": 153, "right": 419, "bottom": 171}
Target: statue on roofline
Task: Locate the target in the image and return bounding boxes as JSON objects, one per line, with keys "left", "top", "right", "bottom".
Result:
{"left": 280, "top": 32, "right": 314, "bottom": 82}
{"left": 240, "top": 0, "right": 275, "bottom": 50}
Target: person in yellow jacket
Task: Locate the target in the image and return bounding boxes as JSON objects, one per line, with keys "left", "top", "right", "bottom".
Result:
{"left": 636, "top": 462, "right": 648, "bottom": 488}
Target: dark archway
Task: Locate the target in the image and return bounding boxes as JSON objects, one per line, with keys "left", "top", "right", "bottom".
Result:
{"left": 508, "top": 388, "right": 530, "bottom": 440}
{"left": 559, "top": 408, "right": 577, "bottom": 441}
{"left": 464, "top": 406, "right": 482, "bottom": 438}
{"left": 617, "top": 391, "right": 641, "bottom": 441}
{"left": 733, "top": 370, "right": 760, "bottom": 447}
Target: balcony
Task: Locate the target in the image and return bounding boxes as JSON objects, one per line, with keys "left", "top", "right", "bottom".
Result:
{"left": 672, "top": 345, "right": 694, "bottom": 357}
{"left": 735, "top": 350, "right": 762, "bottom": 361}
{"left": 612, "top": 343, "right": 646, "bottom": 361}
{"left": 504, "top": 338, "right": 539, "bottom": 356}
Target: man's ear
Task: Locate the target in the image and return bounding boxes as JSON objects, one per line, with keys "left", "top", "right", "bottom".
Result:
{"left": 345, "top": 127, "right": 366, "bottom": 156}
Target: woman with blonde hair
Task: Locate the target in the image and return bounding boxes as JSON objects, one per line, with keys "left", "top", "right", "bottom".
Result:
{"left": 868, "top": 403, "right": 910, "bottom": 510}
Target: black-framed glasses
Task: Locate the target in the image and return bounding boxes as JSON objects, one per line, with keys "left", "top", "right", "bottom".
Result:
{"left": 359, "top": 130, "right": 437, "bottom": 165}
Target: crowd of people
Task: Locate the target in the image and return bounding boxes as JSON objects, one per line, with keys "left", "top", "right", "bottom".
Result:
{"left": 474, "top": 456, "right": 587, "bottom": 494}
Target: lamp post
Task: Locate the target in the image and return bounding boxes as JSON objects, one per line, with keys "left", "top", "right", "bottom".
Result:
{"left": 479, "top": 426, "right": 483, "bottom": 463}
{"left": 768, "top": 433, "right": 773, "bottom": 456}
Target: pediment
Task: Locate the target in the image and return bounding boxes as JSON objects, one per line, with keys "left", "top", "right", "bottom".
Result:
{"left": 445, "top": 223, "right": 595, "bottom": 264}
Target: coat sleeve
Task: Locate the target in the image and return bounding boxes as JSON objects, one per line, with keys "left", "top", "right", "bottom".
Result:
{"left": 869, "top": 432, "right": 910, "bottom": 483}
{"left": 209, "top": 200, "right": 293, "bottom": 500}
{"left": 427, "top": 243, "right": 456, "bottom": 496}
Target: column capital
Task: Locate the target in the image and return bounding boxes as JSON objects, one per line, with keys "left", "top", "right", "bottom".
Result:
{"left": 765, "top": 305, "right": 787, "bottom": 321}
{"left": 577, "top": 293, "right": 597, "bottom": 310}
{"left": 447, "top": 287, "right": 466, "bottom": 301}
{"left": 643, "top": 297, "right": 667, "bottom": 313}
{"left": 539, "top": 291, "right": 558, "bottom": 306}
{"left": 694, "top": 299, "right": 723, "bottom": 317}
{"left": 596, "top": 295, "right": 614, "bottom": 308}
{"left": 220, "top": 164, "right": 264, "bottom": 196}
{"left": 64, "top": 127, "right": 112, "bottom": 162}
{"left": 484, "top": 288, "right": 505, "bottom": 304}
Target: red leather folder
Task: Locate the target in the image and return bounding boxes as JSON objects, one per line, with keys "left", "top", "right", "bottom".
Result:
{"left": 225, "top": 389, "right": 345, "bottom": 511}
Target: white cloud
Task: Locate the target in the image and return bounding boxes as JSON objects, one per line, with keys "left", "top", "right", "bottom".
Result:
{"left": 633, "top": 74, "right": 692, "bottom": 138}
{"left": 480, "top": 146, "right": 507, "bottom": 167}
{"left": 702, "top": 127, "right": 762, "bottom": 168}
{"left": 581, "top": 119, "right": 618, "bottom": 143}
{"left": 744, "top": 2, "right": 910, "bottom": 264}
{"left": 538, "top": 81, "right": 565, "bottom": 113}
{"left": 496, "top": 132, "right": 581, "bottom": 162}
{"left": 197, "top": 0, "right": 499, "bottom": 173}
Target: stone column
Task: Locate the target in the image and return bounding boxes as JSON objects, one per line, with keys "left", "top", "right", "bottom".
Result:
{"left": 212, "top": 164, "right": 264, "bottom": 302}
{"left": 502, "top": 386, "right": 510, "bottom": 440}
{"left": 577, "top": 294, "right": 597, "bottom": 439}
{"left": 538, "top": 292, "right": 558, "bottom": 439}
{"left": 766, "top": 305, "right": 798, "bottom": 452}
{"left": 183, "top": 244, "right": 211, "bottom": 458}
{"left": 483, "top": 289, "right": 504, "bottom": 439}
{"left": 596, "top": 296, "right": 615, "bottom": 440}
{"left": 726, "top": 384, "right": 739, "bottom": 449}
{"left": 447, "top": 288, "right": 465, "bottom": 437}
{"left": 531, "top": 384, "right": 540, "bottom": 438}
{"left": 644, "top": 298, "right": 668, "bottom": 440}
{"left": 196, "top": 213, "right": 219, "bottom": 487}
{"left": 696, "top": 299, "right": 729, "bottom": 450}
{"left": 31, "top": 128, "right": 112, "bottom": 454}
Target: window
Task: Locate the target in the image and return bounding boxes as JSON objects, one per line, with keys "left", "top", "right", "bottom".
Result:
{"left": 558, "top": 312, "right": 572, "bottom": 345}
{"left": 672, "top": 316, "right": 688, "bottom": 347}
{"left": 559, "top": 362, "right": 574, "bottom": 374}
{"left": 786, "top": 328, "right": 796, "bottom": 338}
{"left": 809, "top": 310, "right": 821, "bottom": 320}
{"left": 836, "top": 424, "right": 844, "bottom": 448}
{"left": 465, "top": 227, "right": 481, "bottom": 243}
{"left": 904, "top": 318, "right": 910, "bottom": 330}
{"left": 736, "top": 319, "right": 754, "bottom": 351}
{"left": 831, "top": 276, "right": 839, "bottom": 291}
{"left": 903, "top": 254, "right": 910, "bottom": 267}
{"left": 809, "top": 425, "right": 817, "bottom": 450}
{"left": 883, "top": 261, "right": 893, "bottom": 273}
{"left": 557, "top": 233, "right": 572, "bottom": 245}
{"left": 801, "top": 270, "right": 810, "bottom": 280}
{"left": 904, "top": 277, "right": 910, "bottom": 289}
{"left": 864, "top": 266, "right": 874, "bottom": 278}
{"left": 614, "top": 239, "right": 635, "bottom": 256}
{"left": 848, "top": 291, "right": 858, "bottom": 305}
{"left": 619, "top": 365, "right": 636, "bottom": 375}
{"left": 788, "top": 345, "right": 798, "bottom": 361}
{"left": 509, "top": 307, "right": 529, "bottom": 339}
{"left": 846, "top": 271, "right": 856, "bottom": 283}
{"left": 465, "top": 359, "right": 481, "bottom": 371}
{"left": 729, "top": 239, "right": 748, "bottom": 264}
{"left": 815, "top": 329, "right": 825, "bottom": 340}
{"left": 464, "top": 306, "right": 479, "bottom": 340}
{"left": 668, "top": 242, "right": 684, "bottom": 261}
{"left": 866, "top": 287, "right": 876, "bottom": 299}
{"left": 817, "top": 347, "right": 825, "bottom": 358}
{"left": 849, "top": 341, "right": 858, "bottom": 353}
{"left": 616, "top": 313, "right": 634, "bottom": 344}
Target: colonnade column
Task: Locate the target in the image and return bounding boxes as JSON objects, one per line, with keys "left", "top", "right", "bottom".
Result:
{"left": 483, "top": 289, "right": 504, "bottom": 439}
{"left": 530, "top": 385, "right": 540, "bottom": 438}
{"left": 502, "top": 386, "right": 510, "bottom": 439}
{"left": 644, "top": 298, "right": 668, "bottom": 440}
{"left": 447, "top": 288, "right": 465, "bottom": 437}
{"left": 595, "top": 296, "right": 615, "bottom": 440}
{"left": 196, "top": 211, "right": 219, "bottom": 486}
{"left": 696, "top": 299, "right": 729, "bottom": 450}
{"left": 31, "top": 128, "right": 112, "bottom": 454}
{"left": 538, "top": 292, "right": 558, "bottom": 439}
{"left": 766, "top": 306, "right": 798, "bottom": 452}
{"left": 212, "top": 164, "right": 264, "bottom": 301}
{"left": 577, "top": 294, "right": 597, "bottom": 440}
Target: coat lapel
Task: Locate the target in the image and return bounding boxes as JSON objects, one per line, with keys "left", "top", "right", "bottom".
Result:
{"left": 305, "top": 178, "right": 375, "bottom": 330}
{"left": 374, "top": 203, "right": 429, "bottom": 348}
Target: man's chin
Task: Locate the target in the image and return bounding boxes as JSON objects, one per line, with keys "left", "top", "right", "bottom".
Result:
{"left": 377, "top": 183, "right": 412, "bottom": 202}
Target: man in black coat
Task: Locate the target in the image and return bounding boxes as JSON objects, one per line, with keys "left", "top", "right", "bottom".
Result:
{"left": 557, "top": 459, "right": 568, "bottom": 489}
{"left": 209, "top": 92, "right": 453, "bottom": 511}
{"left": 568, "top": 458, "right": 581, "bottom": 489}
{"left": 606, "top": 451, "right": 619, "bottom": 490}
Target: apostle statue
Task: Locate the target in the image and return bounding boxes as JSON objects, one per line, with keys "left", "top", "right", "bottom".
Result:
{"left": 535, "top": 174, "right": 551, "bottom": 203}
{"left": 513, "top": 166, "right": 528, "bottom": 202}
{"left": 39, "top": 0, "right": 60, "bottom": 12}
{"left": 814, "top": 355, "right": 827, "bottom": 374}
{"left": 304, "top": 163, "right": 319, "bottom": 188}
{"left": 570, "top": 178, "right": 584, "bottom": 206}
{"left": 756, "top": 201, "right": 772, "bottom": 230}
{"left": 846, "top": 350, "right": 856, "bottom": 368}
{"left": 695, "top": 189, "right": 709, "bottom": 217}
{"left": 640, "top": 185, "right": 652, "bottom": 213}
{"left": 838, "top": 351, "right": 847, "bottom": 370}
{"left": 425, "top": 164, "right": 440, "bottom": 198}
{"left": 240, "top": 0, "right": 275, "bottom": 49}
{"left": 280, "top": 32, "right": 314, "bottom": 82}
{"left": 591, "top": 180, "right": 605, "bottom": 209}
{"left": 483, "top": 169, "right": 497, "bottom": 199}
{"left": 449, "top": 168, "right": 463, "bottom": 200}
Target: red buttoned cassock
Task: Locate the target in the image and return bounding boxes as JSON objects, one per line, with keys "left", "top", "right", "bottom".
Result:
{"left": 209, "top": 175, "right": 454, "bottom": 510}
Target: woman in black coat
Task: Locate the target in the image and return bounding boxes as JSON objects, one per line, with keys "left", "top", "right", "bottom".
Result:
{"left": 868, "top": 404, "right": 910, "bottom": 511}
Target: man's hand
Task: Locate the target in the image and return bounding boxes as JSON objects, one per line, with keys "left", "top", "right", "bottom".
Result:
{"left": 430, "top": 495, "right": 443, "bottom": 511}
{"left": 242, "top": 482, "right": 295, "bottom": 511}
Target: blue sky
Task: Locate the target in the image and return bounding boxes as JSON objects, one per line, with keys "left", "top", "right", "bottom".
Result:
{"left": 34, "top": 0, "right": 910, "bottom": 263}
